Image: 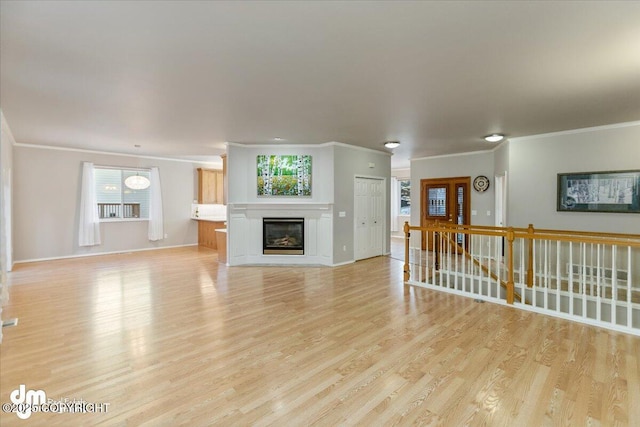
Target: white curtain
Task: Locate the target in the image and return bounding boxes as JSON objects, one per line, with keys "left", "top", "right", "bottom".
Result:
{"left": 78, "top": 162, "right": 101, "bottom": 246}
{"left": 390, "top": 176, "right": 399, "bottom": 232}
{"left": 148, "top": 167, "right": 164, "bottom": 241}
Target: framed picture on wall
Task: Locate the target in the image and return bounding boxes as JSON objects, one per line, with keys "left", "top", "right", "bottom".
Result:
{"left": 257, "top": 155, "right": 312, "bottom": 196}
{"left": 557, "top": 170, "right": 640, "bottom": 213}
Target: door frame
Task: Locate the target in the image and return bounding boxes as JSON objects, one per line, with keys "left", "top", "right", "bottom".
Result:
{"left": 420, "top": 176, "right": 471, "bottom": 251}
{"left": 494, "top": 172, "right": 507, "bottom": 258}
{"left": 494, "top": 172, "right": 507, "bottom": 228}
{"left": 353, "top": 175, "right": 386, "bottom": 261}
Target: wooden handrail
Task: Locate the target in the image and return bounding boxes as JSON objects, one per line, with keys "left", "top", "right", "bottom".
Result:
{"left": 415, "top": 221, "right": 640, "bottom": 240}
{"left": 403, "top": 221, "right": 639, "bottom": 306}
{"left": 406, "top": 223, "right": 640, "bottom": 247}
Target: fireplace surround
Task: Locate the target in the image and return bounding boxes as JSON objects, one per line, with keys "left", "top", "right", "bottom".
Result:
{"left": 263, "top": 218, "right": 304, "bottom": 255}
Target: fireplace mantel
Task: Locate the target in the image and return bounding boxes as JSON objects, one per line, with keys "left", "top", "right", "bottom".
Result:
{"left": 227, "top": 203, "right": 333, "bottom": 266}
{"left": 228, "top": 203, "right": 332, "bottom": 211}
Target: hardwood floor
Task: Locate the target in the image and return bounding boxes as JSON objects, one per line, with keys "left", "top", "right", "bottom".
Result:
{"left": 1, "top": 246, "right": 638, "bottom": 426}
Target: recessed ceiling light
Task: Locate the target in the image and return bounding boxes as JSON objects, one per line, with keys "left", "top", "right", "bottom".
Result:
{"left": 384, "top": 141, "right": 400, "bottom": 149}
{"left": 273, "top": 137, "right": 284, "bottom": 141}
{"left": 484, "top": 134, "right": 504, "bottom": 143}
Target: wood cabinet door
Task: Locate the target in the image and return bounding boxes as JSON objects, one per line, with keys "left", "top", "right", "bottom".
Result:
{"left": 198, "top": 221, "right": 220, "bottom": 249}
{"left": 197, "top": 168, "right": 221, "bottom": 204}
{"left": 214, "top": 171, "right": 224, "bottom": 204}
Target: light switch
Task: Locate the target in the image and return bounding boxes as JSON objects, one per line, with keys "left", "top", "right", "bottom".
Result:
{"left": 487, "top": 210, "right": 491, "bottom": 216}
{"left": 471, "top": 210, "right": 477, "bottom": 216}
{"left": 339, "top": 211, "right": 346, "bottom": 217}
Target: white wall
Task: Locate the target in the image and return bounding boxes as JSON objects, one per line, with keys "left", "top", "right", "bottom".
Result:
{"left": 409, "top": 123, "right": 640, "bottom": 235}
{"left": 226, "top": 143, "right": 335, "bottom": 266}
{"left": 226, "top": 142, "right": 391, "bottom": 266}
{"left": 494, "top": 142, "right": 509, "bottom": 178}
{"left": 13, "top": 145, "right": 208, "bottom": 262}
{"left": 333, "top": 144, "right": 391, "bottom": 264}
{"left": 0, "top": 112, "right": 14, "bottom": 271}
{"left": 508, "top": 122, "right": 640, "bottom": 232}
{"left": 227, "top": 143, "right": 333, "bottom": 204}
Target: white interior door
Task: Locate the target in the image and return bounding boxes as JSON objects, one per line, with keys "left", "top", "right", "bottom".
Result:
{"left": 369, "top": 178, "right": 384, "bottom": 257}
{"left": 355, "top": 177, "right": 385, "bottom": 260}
{"left": 355, "top": 178, "right": 369, "bottom": 260}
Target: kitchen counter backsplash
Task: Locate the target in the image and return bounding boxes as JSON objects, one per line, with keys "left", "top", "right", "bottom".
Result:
{"left": 192, "top": 202, "right": 227, "bottom": 219}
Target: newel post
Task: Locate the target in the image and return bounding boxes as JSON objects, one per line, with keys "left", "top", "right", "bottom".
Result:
{"left": 403, "top": 222, "right": 410, "bottom": 282}
{"left": 526, "top": 223, "right": 534, "bottom": 287}
{"left": 506, "top": 227, "right": 515, "bottom": 304}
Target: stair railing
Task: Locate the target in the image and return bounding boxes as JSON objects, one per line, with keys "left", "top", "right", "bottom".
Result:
{"left": 403, "top": 221, "right": 640, "bottom": 335}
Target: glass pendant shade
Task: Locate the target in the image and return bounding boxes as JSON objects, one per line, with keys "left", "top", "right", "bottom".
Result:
{"left": 124, "top": 174, "right": 151, "bottom": 190}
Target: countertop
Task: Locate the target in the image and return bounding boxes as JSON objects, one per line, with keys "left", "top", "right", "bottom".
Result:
{"left": 191, "top": 216, "right": 227, "bottom": 222}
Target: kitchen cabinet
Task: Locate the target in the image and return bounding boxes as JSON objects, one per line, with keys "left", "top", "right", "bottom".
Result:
{"left": 216, "top": 229, "right": 227, "bottom": 264}
{"left": 198, "top": 220, "right": 226, "bottom": 249}
{"left": 197, "top": 168, "right": 223, "bottom": 204}
{"left": 221, "top": 154, "right": 227, "bottom": 205}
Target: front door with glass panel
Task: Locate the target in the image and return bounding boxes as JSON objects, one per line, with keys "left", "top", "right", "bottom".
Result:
{"left": 420, "top": 177, "right": 470, "bottom": 251}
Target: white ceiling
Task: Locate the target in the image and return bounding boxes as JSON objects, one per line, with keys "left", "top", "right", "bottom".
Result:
{"left": 1, "top": 1, "right": 639, "bottom": 168}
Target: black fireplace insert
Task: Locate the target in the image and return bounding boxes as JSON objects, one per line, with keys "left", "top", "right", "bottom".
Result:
{"left": 263, "top": 218, "right": 304, "bottom": 255}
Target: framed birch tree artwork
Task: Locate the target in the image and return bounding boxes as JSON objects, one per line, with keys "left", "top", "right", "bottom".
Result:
{"left": 257, "top": 155, "right": 312, "bottom": 196}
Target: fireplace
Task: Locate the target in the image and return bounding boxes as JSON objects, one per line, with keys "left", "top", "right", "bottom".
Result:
{"left": 263, "top": 218, "right": 304, "bottom": 255}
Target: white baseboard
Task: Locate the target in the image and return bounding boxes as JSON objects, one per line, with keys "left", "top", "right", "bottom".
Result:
{"left": 332, "top": 259, "right": 355, "bottom": 267}
{"left": 13, "top": 244, "right": 199, "bottom": 265}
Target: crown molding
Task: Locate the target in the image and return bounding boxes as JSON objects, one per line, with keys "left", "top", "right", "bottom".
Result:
{"left": 411, "top": 148, "right": 495, "bottom": 162}
{"left": 0, "top": 111, "right": 17, "bottom": 145}
{"left": 324, "top": 141, "right": 392, "bottom": 156}
{"left": 509, "top": 120, "right": 640, "bottom": 143}
{"left": 226, "top": 141, "right": 391, "bottom": 156}
{"left": 13, "top": 142, "right": 221, "bottom": 165}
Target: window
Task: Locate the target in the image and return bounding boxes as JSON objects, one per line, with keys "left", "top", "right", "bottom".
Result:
{"left": 400, "top": 179, "right": 411, "bottom": 215}
{"left": 95, "top": 168, "right": 150, "bottom": 220}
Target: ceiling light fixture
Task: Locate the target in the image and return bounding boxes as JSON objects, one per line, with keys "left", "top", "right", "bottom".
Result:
{"left": 124, "top": 174, "right": 151, "bottom": 190}
{"left": 384, "top": 141, "right": 400, "bottom": 149}
{"left": 273, "top": 137, "right": 284, "bottom": 141}
{"left": 484, "top": 134, "right": 505, "bottom": 143}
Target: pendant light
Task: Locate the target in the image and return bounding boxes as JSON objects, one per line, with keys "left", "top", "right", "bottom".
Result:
{"left": 124, "top": 173, "right": 150, "bottom": 190}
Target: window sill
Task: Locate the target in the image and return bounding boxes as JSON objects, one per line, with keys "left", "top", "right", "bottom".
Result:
{"left": 99, "top": 218, "right": 148, "bottom": 223}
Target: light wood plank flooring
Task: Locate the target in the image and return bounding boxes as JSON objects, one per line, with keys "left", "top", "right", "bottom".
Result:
{"left": 1, "top": 246, "right": 638, "bottom": 426}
